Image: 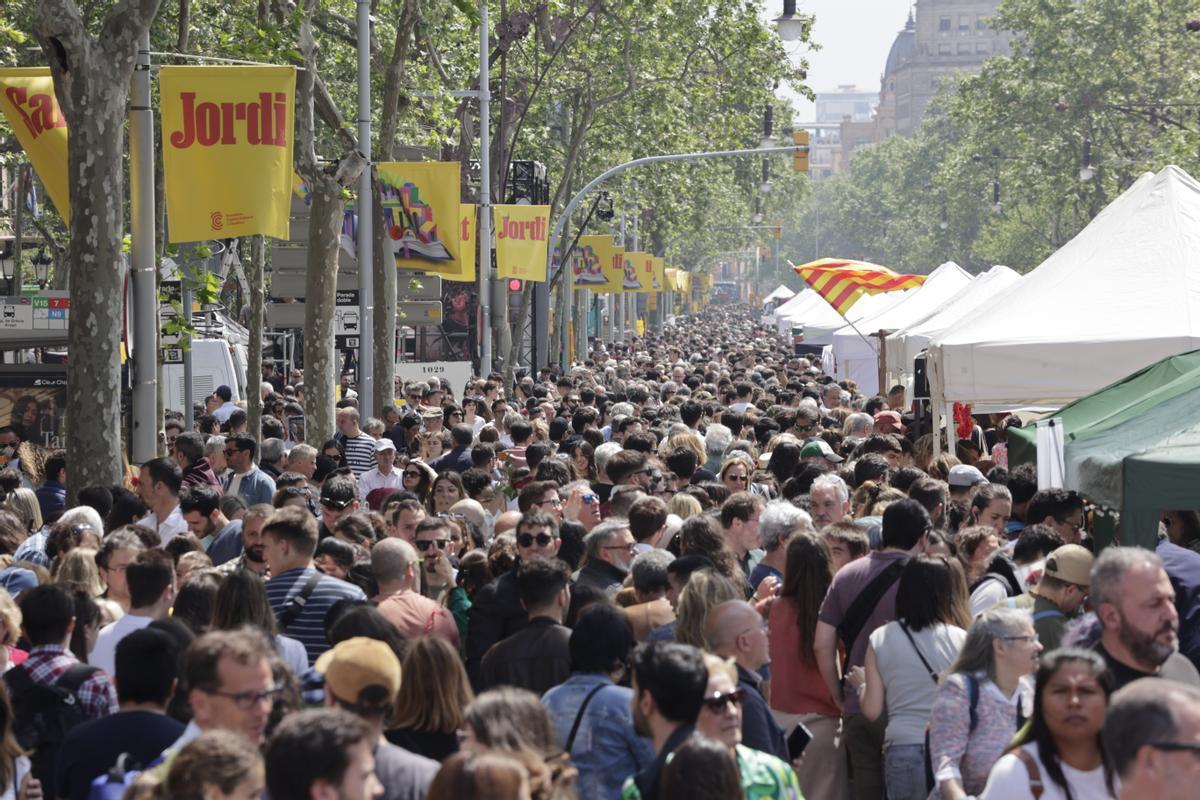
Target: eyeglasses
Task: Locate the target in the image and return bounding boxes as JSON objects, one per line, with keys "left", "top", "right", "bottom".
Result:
{"left": 603, "top": 543, "right": 639, "bottom": 554}
{"left": 701, "top": 688, "right": 745, "bottom": 713}
{"left": 202, "top": 685, "right": 283, "bottom": 709}
{"left": 517, "top": 532, "right": 557, "bottom": 548}
{"left": 223, "top": 449, "right": 239, "bottom": 457}
{"left": 537, "top": 497, "right": 564, "bottom": 508}
{"left": 1002, "top": 635, "right": 1039, "bottom": 644}
{"left": 727, "top": 474, "right": 749, "bottom": 483}
{"left": 415, "top": 538, "right": 449, "bottom": 552}
{"left": 403, "top": 470, "right": 423, "bottom": 479}
{"left": 1149, "top": 741, "right": 1200, "bottom": 757}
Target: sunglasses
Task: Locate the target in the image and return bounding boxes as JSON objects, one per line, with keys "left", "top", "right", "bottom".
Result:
{"left": 404, "top": 470, "right": 423, "bottom": 479}
{"left": 321, "top": 498, "right": 354, "bottom": 511}
{"left": 701, "top": 688, "right": 745, "bottom": 713}
{"left": 415, "top": 538, "right": 449, "bottom": 552}
{"left": 517, "top": 532, "right": 557, "bottom": 548}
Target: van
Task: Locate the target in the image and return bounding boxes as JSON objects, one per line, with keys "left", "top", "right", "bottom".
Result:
{"left": 161, "top": 339, "right": 245, "bottom": 414}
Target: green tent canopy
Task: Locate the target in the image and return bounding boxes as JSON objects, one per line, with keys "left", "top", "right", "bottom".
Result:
{"left": 1008, "top": 349, "right": 1200, "bottom": 468}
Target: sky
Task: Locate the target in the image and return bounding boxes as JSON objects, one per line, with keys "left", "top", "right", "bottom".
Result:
{"left": 772, "top": 0, "right": 915, "bottom": 121}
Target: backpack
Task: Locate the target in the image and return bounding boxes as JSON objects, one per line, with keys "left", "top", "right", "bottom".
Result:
{"left": 4, "top": 662, "right": 100, "bottom": 799}
{"left": 923, "top": 674, "right": 1026, "bottom": 792}
{"left": 86, "top": 753, "right": 146, "bottom": 800}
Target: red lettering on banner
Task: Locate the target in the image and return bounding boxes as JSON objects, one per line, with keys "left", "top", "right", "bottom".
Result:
{"left": 496, "top": 215, "right": 547, "bottom": 241}
{"left": 4, "top": 87, "right": 65, "bottom": 140}
{"left": 170, "top": 92, "right": 288, "bottom": 149}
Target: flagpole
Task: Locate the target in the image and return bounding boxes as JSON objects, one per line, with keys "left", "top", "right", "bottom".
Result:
{"left": 786, "top": 259, "right": 878, "bottom": 349}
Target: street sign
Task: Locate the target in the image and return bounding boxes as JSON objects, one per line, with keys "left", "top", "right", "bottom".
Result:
{"left": 161, "top": 347, "right": 184, "bottom": 364}
{"left": 335, "top": 289, "right": 360, "bottom": 350}
{"left": 0, "top": 294, "right": 70, "bottom": 332}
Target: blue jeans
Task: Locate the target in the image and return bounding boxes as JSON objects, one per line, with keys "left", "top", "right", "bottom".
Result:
{"left": 885, "top": 742, "right": 927, "bottom": 800}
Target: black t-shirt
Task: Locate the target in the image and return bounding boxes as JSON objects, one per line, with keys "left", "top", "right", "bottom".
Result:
{"left": 56, "top": 710, "right": 185, "bottom": 800}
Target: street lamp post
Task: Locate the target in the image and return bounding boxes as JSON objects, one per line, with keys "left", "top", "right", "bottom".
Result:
{"left": 0, "top": 246, "right": 13, "bottom": 297}
{"left": 32, "top": 250, "right": 52, "bottom": 290}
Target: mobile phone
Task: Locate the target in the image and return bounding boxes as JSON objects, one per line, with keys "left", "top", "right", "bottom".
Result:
{"left": 787, "top": 721, "right": 813, "bottom": 761}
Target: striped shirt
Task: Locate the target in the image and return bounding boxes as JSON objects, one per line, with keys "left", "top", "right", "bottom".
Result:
{"left": 341, "top": 432, "right": 377, "bottom": 477}
{"left": 265, "top": 567, "right": 367, "bottom": 665}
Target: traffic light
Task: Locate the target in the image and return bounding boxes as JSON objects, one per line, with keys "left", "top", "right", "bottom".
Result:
{"left": 793, "top": 130, "right": 810, "bottom": 174}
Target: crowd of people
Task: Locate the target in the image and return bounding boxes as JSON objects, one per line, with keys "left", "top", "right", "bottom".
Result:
{"left": 0, "top": 304, "right": 1194, "bottom": 799}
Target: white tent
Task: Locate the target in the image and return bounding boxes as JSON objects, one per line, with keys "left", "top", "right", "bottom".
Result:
{"left": 775, "top": 285, "right": 916, "bottom": 345}
{"left": 883, "top": 265, "right": 1022, "bottom": 381}
{"left": 829, "top": 262, "right": 972, "bottom": 395}
{"left": 762, "top": 285, "right": 795, "bottom": 305}
{"left": 928, "top": 165, "right": 1200, "bottom": 418}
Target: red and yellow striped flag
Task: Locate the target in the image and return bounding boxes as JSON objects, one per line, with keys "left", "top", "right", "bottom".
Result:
{"left": 791, "top": 258, "right": 926, "bottom": 316}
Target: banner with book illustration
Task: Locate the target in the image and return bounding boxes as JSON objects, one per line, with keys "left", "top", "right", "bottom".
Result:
{"left": 623, "top": 251, "right": 648, "bottom": 292}
{"left": 576, "top": 235, "right": 624, "bottom": 293}
{"left": 378, "top": 162, "right": 461, "bottom": 272}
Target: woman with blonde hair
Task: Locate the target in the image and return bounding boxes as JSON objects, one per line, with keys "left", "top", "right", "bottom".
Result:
{"left": 673, "top": 568, "right": 742, "bottom": 648}
{"left": 160, "top": 729, "right": 264, "bottom": 800}
{"left": 3, "top": 489, "right": 40, "bottom": 537}
{"left": 0, "top": 592, "right": 24, "bottom": 672}
{"left": 53, "top": 547, "right": 103, "bottom": 597}
{"left": 667, "top": 493, "right": 702, "bottom": 521}
{"left": 388, "top": 636, "right": 475, "bottom": 761}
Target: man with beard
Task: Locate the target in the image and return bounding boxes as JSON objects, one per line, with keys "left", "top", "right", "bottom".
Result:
{"left": 1091, "top": 546, "right": 1200, "bottom": 690}
{"left": 215, "top": 504, "right": 272, "bottom": 577}
{"left": 621, "top": 642, "right": 708, "bottom": 800}
{"left": 180, "top": 485, "right": 241, "bottom": 552}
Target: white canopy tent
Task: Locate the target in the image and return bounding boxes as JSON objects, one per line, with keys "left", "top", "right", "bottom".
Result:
{"left": 926, "top": 165, "right": 1200, "bottom": 448}
{"left": 829, "top": 262, "right": 972, "bottom": 395}
{"left": 761, "top": 285, "right": 795, "bottom": 305}
{"left": 774, "top": 284, "right": 917, "bottom": 345}
{"left": 883, "top": 265, "right": 1022, "bottom": 382}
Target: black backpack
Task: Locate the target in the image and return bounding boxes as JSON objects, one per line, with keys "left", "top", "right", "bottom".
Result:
{"left": 5, "top": 662, "right": 100, "bottom": 799}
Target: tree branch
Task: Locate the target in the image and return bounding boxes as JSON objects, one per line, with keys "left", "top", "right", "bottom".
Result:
{"left": 314, "top": 73, "right": 360, "bottom": 152}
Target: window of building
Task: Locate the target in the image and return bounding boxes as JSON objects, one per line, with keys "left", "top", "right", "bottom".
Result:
{"left": 938, "top": 43, "right": 952, "bottom": 55}
{"left": 939, "top": 16, "right": 951, "bottom": 32}
{"left": 959, "top": 14, "right": 971, "bottom": 31}
{"left": 976, "top": 41, "right": 990, "bottom": 54}
{"left": 957, "top": 42, "right": 971, "bottom": 54}
{"left": 977, "top": 16, "right": 989, "bottom": 30}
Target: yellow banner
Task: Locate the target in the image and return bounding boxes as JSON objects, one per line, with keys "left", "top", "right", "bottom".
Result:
{"left": 0, "top": 68, "right": 70, "bottom": 223}
{"left": 664, "top": 268, "right": 678, "bottom": 292}
{"left": 578, "top": 235, "right": 623, "bottom": 293}
{"left": 632, "top": 252, "right": 657, "bottom": 293}
{"left": 494, "top": 204, "right": 550, "bottom": 283}
{"left": 652, "top": 257, "right": 666, "bottom": 292}
{"left": 160, "top": 66, "right": 295, "bottom": 242}
{"left": 445, "top": 203, "right": 476, "bottom": 283}
{"left": 624, "top": 251, "right": 649, "bottom": 292}
{"left": 676, "top": 270, "right": 692, "bottom": 294}
{"left": 379, "top": 162, "right": 462, "bottom": 272}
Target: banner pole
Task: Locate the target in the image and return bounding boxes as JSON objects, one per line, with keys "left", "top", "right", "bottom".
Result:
{"left": 130, "top": 33, "right": 159, "bottom": 462}
{"left": 477, "top": 0, "right": 493, "bottom": 376}
{"left": 356, "top": 0, "right": 375, "bottom": 417}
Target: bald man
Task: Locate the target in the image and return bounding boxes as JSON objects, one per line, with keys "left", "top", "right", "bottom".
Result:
{"left": 371, "top": 538, "right": 459, "bottom": 645}
{"left": 1106, "top": 678, "right": 1200, "bottom": 800}
{"left": 704, "top": 600, "right": 789, "bottom": 761}
{"left": 492, "top": 510, "right": 523, "bottom": 538}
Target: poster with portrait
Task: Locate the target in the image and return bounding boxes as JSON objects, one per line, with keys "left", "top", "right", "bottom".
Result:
{"left": 0, "top": 366, "right": 67, "bottom": 453}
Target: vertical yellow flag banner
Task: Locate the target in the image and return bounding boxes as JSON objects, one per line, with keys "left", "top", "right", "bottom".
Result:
{"left": 0, "top": 68, "right": 70, "bottom": 224}
{"left": 494, "top": 204, "right": 550, "bottom": 282}
{"left": 159, "top": 66, "right": 295, "bottom": 242}
{"left": 445, "top": 204, "right": 476, "bottom": 283}
{"left": 652, "top": 257, "right": 666, "bottom": 291}
{"left": 578, "top": 235, "right": 622, "bottom": 293}
{"left": 378, "top": 162, "right": 462, "bottom": 272}
{"left": 623, "top": 252, "right": 648, "bottom": 292}
{"left": 664, "top": 268, "right": 678, "bottom": 292}
{"left": 634, "top": 253, "right": 656, "bottom": 293}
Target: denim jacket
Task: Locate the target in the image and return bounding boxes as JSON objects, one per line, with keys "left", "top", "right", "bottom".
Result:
{"left": 542, "top": 673, "right": 655, "bottom": 800}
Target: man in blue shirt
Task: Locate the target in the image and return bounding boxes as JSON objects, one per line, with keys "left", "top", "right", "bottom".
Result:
{"left": 263, "top": 506, "right": 366, "bottom": 664}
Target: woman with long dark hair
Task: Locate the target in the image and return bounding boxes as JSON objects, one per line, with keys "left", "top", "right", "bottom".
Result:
{"left": 847, "top": 556, "right": 972, "bottom": 800}
{"left": 980, "top": 649, "right": 1115, "bottom": 800}
{"left": 0, "top": 681, "right": 33, "bottom": 799}
{"left": 766, "top": 533, "right": 845, "bottom": 799}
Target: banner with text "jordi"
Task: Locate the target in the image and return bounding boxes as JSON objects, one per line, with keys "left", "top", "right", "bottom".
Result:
{"left": 159, "top": 66, "right": 295, "bottom": 243}
{"left": 494, "top": 205, "right": 550, "bottom": 283}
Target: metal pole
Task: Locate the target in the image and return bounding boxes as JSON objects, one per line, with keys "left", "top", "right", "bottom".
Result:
{"left": 356, "top": 0, "right": 375, "bottom": 418}
{"left": 181, "top": 246, "right": 194, "bottom": 431}
{"left": 131, "top": 33, "right": 158, "bottom": 463}
{"left": 615, "top": 213, "right": 625, "bottom": 345}
{"left": 477, "top": 0, "right": 493, "bottom": 375}
{"left": 548, "top": 146, "right": 799, "bottom": 367}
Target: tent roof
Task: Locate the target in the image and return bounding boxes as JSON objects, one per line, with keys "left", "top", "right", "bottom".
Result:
{"left": 1010, "top": 348, "right": 1200, "bottom": 468}
{"left": 762, "top": 285, "right": 795, "bottom": 304}
{"left": 884, "top": 265, "right": 1021, "bottom": 376}
{"left": 831, "top": 262, "right": 972, "bottom": 364}
{"left": 776, "top": 285, "right": 916, "bottom": 344}
{"left": 932, "top": 166, "right": 1200, "bottom": 407}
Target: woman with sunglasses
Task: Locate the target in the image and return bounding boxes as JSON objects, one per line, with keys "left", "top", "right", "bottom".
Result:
{"left": 402, "top": 460, "right": 435, "bottom": 507}
{"left": 719, "top": 458, "right": 752, "bottom": 496}
{"left": 691, "top": 653, "right": 802, "bottom": 799}
{"left": 980, "top": 649, "right": 1115, "bottom": 800}
{"left": 430, "top": 472, "right": 466, "bottom": 515}
{"left": 928, "top": 606, "right": 1042, "bottom": 800}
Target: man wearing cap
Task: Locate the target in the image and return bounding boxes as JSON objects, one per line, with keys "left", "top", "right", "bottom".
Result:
{"left": 799, "top": 439, "right": 843, "bottom": 473}
{"left": 947, "top": 463, "right": 989, "bottom": 503}
{"left": 1000, "top": 544, "right": 1093, "bottom": 651}
{"left": 872, "top": 410, "right": 904, "bottom": 437}
{"left": 358, "top": 439, "right": 403, "bottom": 506}
{"left": 316, "top": 637, "right": 438, "bottom": 800}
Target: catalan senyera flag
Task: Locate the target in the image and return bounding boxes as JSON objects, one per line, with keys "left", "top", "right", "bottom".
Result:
{"left": 0, "top": 68, "right": 70, "bottom": 223}
{"left": 160, "top": 66, "right": 296, "bottom": 242}
{"left": 791, "top": 258, "right": 926, "bottom": 316}
{"left": 494, "top": 204, "right": 550, "bottom": 282}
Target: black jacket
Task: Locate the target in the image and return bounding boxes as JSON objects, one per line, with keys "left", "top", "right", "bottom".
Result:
{"left": 573, "top": 558, "right": 628, "bottom": 597}
{"left": 478, "top": 617, "right": 572, "bottom": 697}
{"left": 430, "top": 446, "right": 473, "bottom": 475}
{"left": 465, "top": 566, "right": 528, "bottom": 689}
{"left": 737, "top": 663, "right": 789, "bottom": 761}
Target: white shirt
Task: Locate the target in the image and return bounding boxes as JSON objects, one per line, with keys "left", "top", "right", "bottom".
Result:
{"left": 89, "top": 613, "right": 155, "bottom": 676}
{"left": 213, "top": 401, "right": 240, "bottom": 423}
{"left": 981, "top": 743, "right": 1115, "bottom": 800}
{"left": 359, "top": 467, "right": 403, "bottom": 501}
{"left": 139, "top": 504, "right": 188, "bottom": 546}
